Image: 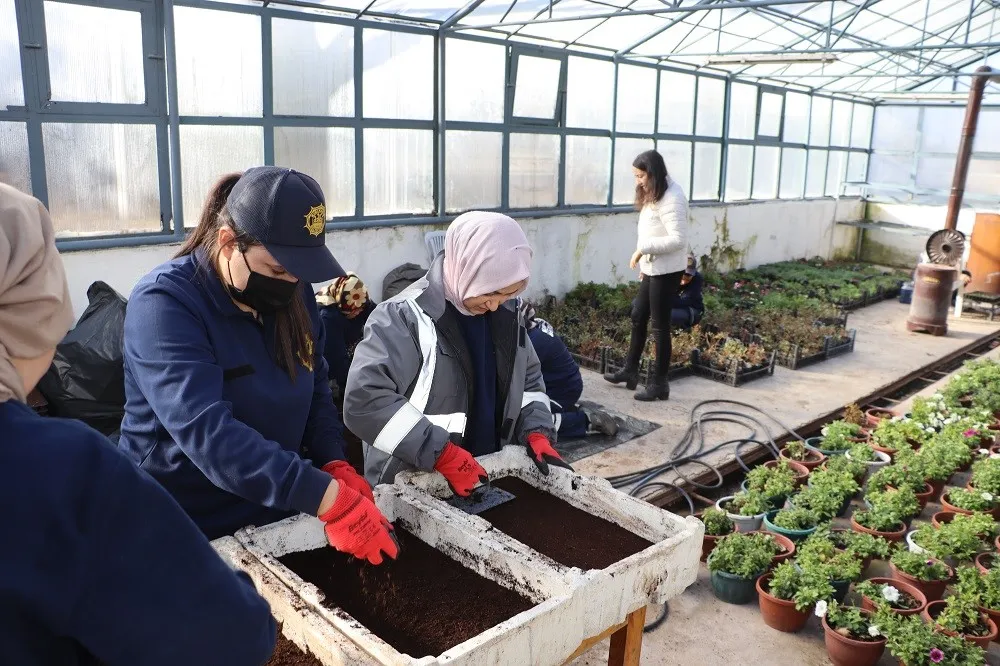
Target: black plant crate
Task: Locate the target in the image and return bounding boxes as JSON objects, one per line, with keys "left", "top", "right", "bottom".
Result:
{"left": 603, "top": 350, "right": 690, "bottom": 383}
{"left": 775, "top": 342, "right": 828, "bottom": 370}
{"left": 690, "top": 346, "right": 777, "bottom": 387}
{"left": 570, "top": 347, "right": 605, "bottom": 373}
{"left": 839, "top": 294, "right": 867, "bottom": 311}
{"left": 824, "top": 328, "right": 857, "bottom": 360}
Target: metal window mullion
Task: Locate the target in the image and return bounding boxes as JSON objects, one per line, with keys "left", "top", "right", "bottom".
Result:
{"left": 354, "top": 24, "right": 363, "bottom": 218}
{"left": 556, "top": 54, "right": 567, "bottom": 208}
{"left": 607, "top": 60, "right": 619, "bottom": 207}
{"left": 435, "top": 32, "right": 445, "bottom": 217}
{"left": 148, "top": 0, "right": 171, "bottom": 233}
{"left": 163, "top": 0, "right": 184, "bottom": 234}
{"left": 501, "top": 44, "right": 512, "bottom": 210}
{"left": 262, "top": 10, "right": 274, "bottom": 166}
{"left": 719, "top": 77, "right": 732, "bottom": 202}
{"left": 17, "top": 0, "right": 48, "bottom": 205}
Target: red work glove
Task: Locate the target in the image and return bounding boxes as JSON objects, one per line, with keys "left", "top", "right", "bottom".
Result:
{"left": 322, "top": 460, "right": 374, "bottom": 504}
{"left": 320, "top": 484, "right": 398, "bottom": 565}
{"left": 526, "top": 433, "right": 574, "bottom": 476}
{"left": 433, "top": 442, "right": 488, "bottom": 497}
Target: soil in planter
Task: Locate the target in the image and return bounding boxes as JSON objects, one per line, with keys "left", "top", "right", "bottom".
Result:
{"left": 279, "top": 528, "right": 535, "bottom": 658}
{"left": 478, "top": 477, "right": 654, "bottom": 570}
{"left": 880, "top": 590, "right": 921, "bottom": 611}
{"left": 266, "top": 633, "right": 323, "bottom": 666}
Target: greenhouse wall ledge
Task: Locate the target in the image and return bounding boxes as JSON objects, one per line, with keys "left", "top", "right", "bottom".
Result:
{"left": 59, "top": 198, "right": 864, "bottom": 317}
{"left": 861, "top": 203, "right": 996, "bottom": 268}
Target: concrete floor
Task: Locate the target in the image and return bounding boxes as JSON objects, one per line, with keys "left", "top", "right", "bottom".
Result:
{"left": 567, "top": 300, "right": 1000, "bottom": 666}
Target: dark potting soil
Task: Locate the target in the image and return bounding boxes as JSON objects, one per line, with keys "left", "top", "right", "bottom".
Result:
{"left": 478, "top": 477, "right": 653, "bottom": 570}
{"left": 266, "top": 633, "right": 323, "bottom": 666}
{"left": 278, "top": 527, "right": 534, "bottom": 658}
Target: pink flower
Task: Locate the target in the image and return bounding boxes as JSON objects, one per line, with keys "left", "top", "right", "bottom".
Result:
{"left": 929, "top": 648, "right": 944, "bottom": 663}
{"left": 964, "top": 428, "right": 980, "bottom": 438}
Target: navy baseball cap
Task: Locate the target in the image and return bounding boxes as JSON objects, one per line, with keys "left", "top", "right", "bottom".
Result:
{"left": 226, "top": 166, "right": 345, "bottom": 283}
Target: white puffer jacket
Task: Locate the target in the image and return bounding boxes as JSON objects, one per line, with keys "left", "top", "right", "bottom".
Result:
{"left": 637, "top": 179, "right": 689, "bottom": 276}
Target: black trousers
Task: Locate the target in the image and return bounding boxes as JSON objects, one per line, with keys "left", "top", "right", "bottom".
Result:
{"left": 626, "top": 271, "right": 684, "bottom": 379}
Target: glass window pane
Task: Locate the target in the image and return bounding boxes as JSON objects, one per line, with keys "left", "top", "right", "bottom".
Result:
{"left": 752, "top": 146, "right": 779, "bottom": 200}
{"left": 975, "top": 109, "right": 1000, "bottom": 152}
{"left": 825, "top": 150, "right": 846, "bottom": 196}
{"left": 180, "top": 125, "right": 263, "bottom": 227}
{"left": 915, "top": 155, "right": 952, "bottom": 190}
{"left": 274, "top": 127, "right": 354, "bottom": 217}
{"left": 1, "top": 0, "right": 24, "bottom": 108}
{"left": 850, "top": 104, "right": 874, "bottom": 149}
{"left": 657, "top": 140, "right": 691, "bottom": 199}
{"left": 692, "top": 142, "right": 721, "bottom": 200}
{"left": 43, "top": 123, "right": 159, "bottom": 235}
{"left": 845, "top": 152, "right": 868, "bottom": 196}
{"left": 779, "top": 148, "right": 806, "bottom": 199}
{"left": 363, "top": 128, "right": 433, "bottom": 215}
{"left": 363, "top": 30, "right": 433, "bottom": 120}
{"left": 0, "top": 121, "right": 31, "bottom": 194}
{"left": 612, "top": 137, "right": 653, "bottom": 205}
{"left": 784, "top": 92, "right": 810, "bottom": 144}
{"left": 869, "top": 153, "right": 912, "bottom": 186}
{"left": 615, "top": 65, "right": 656, "bottom": 134}
{"left": 967, "top": 157, "right": 1000, "bottom": 195}
{"left": 758, "top": 92, "right": 782, "bottom": 138}
{"left": 806, "top": 149, "right": 827, "bottom": 197}
{"left": 810, "top": 96, "right": 831, "bottom": 146}
{"left": 695, "top": 77, "right": 725, "bottom": 137}
{"left": 447, "top": 39, "right": 504, "bottom": 123}
{"left": 509, "top": 133, "right": 559, "bottom": 209}
{"left": 272, "top": 19, "right": 353, "bottom": 117}
{"left": 565, "top": 135, "right": 610, "bottom": 205}
{"left": 513, "top": 55, "right": 561, "bottom": 119}
{"left": 872, "top": 106, "right": 919, "bottom": 152}
{"left": 830, "top": 101, "right": 852, "bottom": 147}
{"left": 446, "top": 130, "right": 502, "bottom": 212}
{"left": 566, "top": 57, "right": 613, "bottom": 130}
{"left": 659, "top": 71, "right": 695, "bottom": 135}
{"left": 729, "top": 83, "right": 757, "bottom": 141}
{"left": 175, "top": 7, "right": 262, "bottom": 117}
{"left": 921, "top": 107, "right": 963, "bottom": 153}
{"left": 725, "top": 144, "right": 753, "bottom": 201}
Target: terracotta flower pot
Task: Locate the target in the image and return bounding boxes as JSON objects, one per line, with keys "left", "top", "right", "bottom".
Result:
{"left": 931, "top": 510, "right": 959, "bottom": 528}
{"left": 980, "top": 604, "right": 1000, "bottom": 644}
{"left": 976, "top": 551, "right": 996, "bottom": 575}
{"left": 822, "top": 609, "right": 886, "bottom": 666}
{"left": 922, "top": 600, "right": 999, "bottom": 650}
{"left": 925, "top": 478, "right": 946, "bottom": 501}
{"left": 865, "top": 407, "right": 897, "bottom": 429}
{"left": 870, "top": 441, "right": 899, "bottom": 459}
{"left": 701, "top": 530, "right": 732, "bottom": 563}
{"left": 858, "top": 577, "right": 927, "bottom": 617}
{"left": 850, "top": 514, "right": 906, "bottom": 543}
{"left": 764, "top": 459, "right": 810, "bottom": 487}
{"left": 780, "top": 446, "right": 825, "bottom": 471}
{"left": 889, "top": 560, "right": 953, "bottom": 602}
{"left": 748, "top": 530, "right": 795, "bottom": 568}
{"left": 995, "top": 534, "right": 1000, "bottom": 552}
{"left": 889, "top": 483, "right": 935, "bottom": 511}
{"left": 756, "top": 574, "right": 811, "bottom": 632}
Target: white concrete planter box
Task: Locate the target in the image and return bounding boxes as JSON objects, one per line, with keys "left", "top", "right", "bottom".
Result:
{"left": 395, "top": 445, "right": 703, "bottom": 640}
{"left": 223, "top": 486, "right": 583, "bottom": 666}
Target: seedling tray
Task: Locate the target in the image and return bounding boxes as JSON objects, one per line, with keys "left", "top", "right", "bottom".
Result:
{"left": 602, "top": 351, "right": 691, "bottom": 383}
{"left": 776, "top": 328, "right": 857, "bottom": 370}
{"left": 824, "top": 328, "right": 857, "bottom": 360}
{"left": 689, "top": 347, "right": 777, "bottom": 387}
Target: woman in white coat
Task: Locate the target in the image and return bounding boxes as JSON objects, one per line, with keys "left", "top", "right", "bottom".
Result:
{"left": 604, "top": 149, "right": 689, "bottom": 401}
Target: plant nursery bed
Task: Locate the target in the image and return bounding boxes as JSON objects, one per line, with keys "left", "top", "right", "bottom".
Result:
{"left": 690, "top": 347, "right": 776, "bottom": 387}
{"left": 479, "top": 477, "right": 654, "bottom": 570}
{"left": 278, "top": 526, "right": 535, "bottom": 658}
{"left": 266, "top": 633, "right": 323, "bottom": 666}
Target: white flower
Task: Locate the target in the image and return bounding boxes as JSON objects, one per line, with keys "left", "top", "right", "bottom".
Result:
{"left": 882, "top": 585, "right": 901, "bottom": 603}
{"left": 814, "top": 600, "right": 828, "bottom": 617}
{"left": 821, "top": 426, "right": 829, "bottom": 436}
{"left": 980, "top": 449, "right": 991, "bottom": 456}
{"left": 868, "top": 625, "right": 881, "bottom": 638}
{"left": 992, "top": 453, "right": 1000, "bottom": 460}
{"left": 983, "top": 492, "right": 994, "bottom": 502}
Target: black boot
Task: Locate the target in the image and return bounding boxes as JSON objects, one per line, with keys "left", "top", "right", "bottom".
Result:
{"left": 635, "top": 328, "right": 670, "bottom": 401}
{"left": 604, "top": 324, "right": 645, "bottom": 389}
{"left": 603, "top": 366, "right": 639, "bottom": 390}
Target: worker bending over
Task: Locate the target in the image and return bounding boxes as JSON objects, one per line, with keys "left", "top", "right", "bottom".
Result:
{"left": 0, "top": 184, "right": 277, "bottom": 665}
{"left": 118, "top": 167, "right": 397, "bottom": 564}
{"left": 520, "top": 302, "right": 618, "bottom": 439}
{"left": 345, "top": 211, "right": 572, "bottom": 494}
{"left": 316, "top": 272, "right": 375, "bottom": 399}
{"left": 672, "top": 255, "right": 704, "bottom": 329}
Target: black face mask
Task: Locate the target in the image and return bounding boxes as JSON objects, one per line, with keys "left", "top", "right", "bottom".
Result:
{"left": 227, "top": 250, "right": 299, "bottom": 315}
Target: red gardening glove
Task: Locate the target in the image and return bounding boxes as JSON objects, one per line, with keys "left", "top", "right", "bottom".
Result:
{"left": 526, "top": 433, "right": 573, "bottom": 476}
{"left": 320, "top": 484, "right": 398, "bottom": 565}
{"left": 322, "top": 460, "right": 374, "bottom": 504}
{"left": 433, "top": 442, "right": 488, "bottom": 497}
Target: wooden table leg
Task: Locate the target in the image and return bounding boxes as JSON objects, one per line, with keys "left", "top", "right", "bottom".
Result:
{"left": 607, "top": 606, "right": 646, "bottom": 666}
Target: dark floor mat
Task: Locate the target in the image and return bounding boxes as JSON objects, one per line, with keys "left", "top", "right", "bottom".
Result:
{"left": 554, "top": 400, "right": 661, "bottom": 464}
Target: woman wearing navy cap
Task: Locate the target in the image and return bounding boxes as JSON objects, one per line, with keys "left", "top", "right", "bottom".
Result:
{"left": 118, "top": 167, "right": 397, "bottom": 565}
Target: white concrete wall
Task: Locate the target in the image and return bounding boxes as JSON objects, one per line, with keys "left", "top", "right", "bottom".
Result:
{"left": 59, "top": 198, "right": 865, "bottom": 317}
{"left": 860, "top": 203, "right": 1000, "bottom": 267}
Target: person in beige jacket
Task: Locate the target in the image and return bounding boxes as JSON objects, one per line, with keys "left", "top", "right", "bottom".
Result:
{"left": 604, "top": 149, "right": 689, "bottom": 401}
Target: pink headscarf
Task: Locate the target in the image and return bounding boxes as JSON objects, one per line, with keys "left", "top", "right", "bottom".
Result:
{"left": 442, "top": 211, "right": 532, "bottom": 316}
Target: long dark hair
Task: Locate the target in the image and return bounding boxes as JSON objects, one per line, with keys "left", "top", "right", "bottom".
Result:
{"left": 176, "top": 173, "right": 313, "bottom": 381}
{"left": 633, "top": 150, "right": 670, "bottom": 210}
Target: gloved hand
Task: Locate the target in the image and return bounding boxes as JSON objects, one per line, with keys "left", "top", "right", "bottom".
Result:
{"left": 322, "top": 460, "right": 374, "bottom": 503}
{"left": 320, "top": 484, "right": 398, "bottom": 565}
{"left": 525, "top": 433, "right": 573, "bottom": 476}
{"left": 434, "top": 442, "right": 488, "bottom": 497}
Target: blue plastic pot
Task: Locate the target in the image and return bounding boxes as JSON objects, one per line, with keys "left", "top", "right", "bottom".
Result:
{"left": 805, "top": 437, "right": 850, "bottom": 457}
{"left": 763, "top": 510, "right": 818, "bottom": 543}
{"left": 831, "top": 578, "right": 851, "bottom": 603}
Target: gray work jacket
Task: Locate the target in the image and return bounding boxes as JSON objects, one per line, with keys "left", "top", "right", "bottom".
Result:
{"left": 343, "top": 255, "right": 556, "bottom": 486}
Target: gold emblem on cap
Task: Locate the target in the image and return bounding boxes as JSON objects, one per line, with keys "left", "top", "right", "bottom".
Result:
{"left": 304, "top": 204, "right": 326, "bottom": 237}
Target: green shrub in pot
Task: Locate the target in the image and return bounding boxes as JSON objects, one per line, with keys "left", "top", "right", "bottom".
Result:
{"left": 708, "top": 532, "right": 778, "bottom": 577}
{"left": 819, "top": 420, "right": 865, "bottom": 452}
{"left": 723, "top": 491, "right": 772, "bottom": 517}
{"left": 701, "top": 508, "right": 735, "bottom": 536}
{"left": 933, "top": 593, "right": 993, "bottom": 638}
{"left": 873, "top": 609, "right": 986, "bottom": 666}
{"left": 944, "top": 487, "right": 998, "bottom": 513}
{"left": 744, "top": 460, "right": 797, "bottom": 500}
{"left": 872, "top": 417, "right": 926, "bottom": 453}
{"left": 822, "top": 454, "right": 866, "bottom": 484}
{"left": 783, "top": 439, "right": 814, "bottom": 463}
{"left": 794, "top": 484, "right": 845, "bottom": 521}
{"left": 917, "top": 444, "right": 962, "bottom": 485}
{"left": 912, "top": 513, "right": 997, "bottom": 563}
{"left": 854, "top": 580, "right": 924, "bottom": 612}
{"left": 767, "top": 560, "right": 834, "bottom": 611}
{"left": 867, "top": 486, "right": 921, "bottom": 521}
{"left": 866, "top": 453, "right": 926, "bottom": 494}
{"left": 890, "top": 550, "right": 951, "bottom": 582}
{"left": 954, "top": 564, "right": 1000, "bottom": 613}
{"left": 970, "top": 457, "right": 1000, "bottom": 495}
{"left": 797, "top": 531, "right": 864, "bottom": 584}
{"left": 772, "top": 507, "right": 819, "bottom": 531}
{"left": 831, "top": 529, "right": 892, "bottom": 560}
{"left": 848, "top": 443, "right": 877, "bottom": 462}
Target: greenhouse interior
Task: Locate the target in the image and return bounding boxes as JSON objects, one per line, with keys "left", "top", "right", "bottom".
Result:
{"left": 4, "top": 0, "right": 1000, "bottom": 664}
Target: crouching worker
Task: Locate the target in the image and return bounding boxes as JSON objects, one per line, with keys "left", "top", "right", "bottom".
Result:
{"left": 118, "top": 168, "right": 397, "bottom": 564}
{"left": 345, "top": 211, "right": 572, "bottom": 495}
{"left": 672, "top": 255, "right": 704, "bottom": 329}
{"left": 0, "top": 184, "right": 277, "bottom": 665}
{"left": 520, "top": 302, "right": 618, "bottom": 439}
{"left": 316, "top": 272, "right": 375, "bottom": 398}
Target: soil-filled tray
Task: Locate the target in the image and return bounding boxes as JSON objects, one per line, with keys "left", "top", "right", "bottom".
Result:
{"left": 278, "top": 527, "right": 535, "bottom": 658}
{"left": 824, "top": 328, "right": 857, "bottom": 360}
{"left": 690, "top": 348, "right": 776, "bottom": 387}
{"left": 775, "top": 341, "right": 827, "bottom": 370}
{"left": 267, "top": 633, "right": 323, "bottom": 666}
{"left": 478, "top": 477, "right": 653, "bottom": 570}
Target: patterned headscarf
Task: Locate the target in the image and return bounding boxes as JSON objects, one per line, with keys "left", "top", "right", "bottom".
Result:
{"left": 316, "top": 272, "right": 368, "bottom": 319}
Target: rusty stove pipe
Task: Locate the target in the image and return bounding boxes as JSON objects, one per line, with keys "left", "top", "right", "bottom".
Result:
{"left": 945, "top": 65, "right": 997, "bottom": 231}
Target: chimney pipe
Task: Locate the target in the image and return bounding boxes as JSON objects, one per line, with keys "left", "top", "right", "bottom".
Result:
{"left": 945, "top": 65, "right": 996, "bottom": 231}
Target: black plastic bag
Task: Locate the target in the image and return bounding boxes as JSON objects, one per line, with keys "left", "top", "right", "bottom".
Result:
{"left": 37, "top": 281, "right": 127, "bottom": 435}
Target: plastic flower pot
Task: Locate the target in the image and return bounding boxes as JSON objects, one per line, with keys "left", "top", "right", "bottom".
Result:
{"left": 716, "top": 496, "right": 765, "bottom": 533}
{"left": 925, "top": 478, "right": 946, "bottom": 501}
{"left": 865, "top": 407, "right": 898, "bottom": 429}
{"left": 995, "top": 534, "right": 1000, "bottom": 552}
{"left": 822, "top": 608, "right": 886, "bottom": 666}
{"left": 764, "top": 459, "right": 810, "bottom": 487}
{"left": 845, "top": 448, "right": 890, "bottom": 483}
{"left": 779, "top": 446, "right": 825, "bottom": 471}
{"left": 756, "top": 574, "right": 811, "bottom": 633}
{"left": 922, "top": 600, "right": 999, "bottom": 650}
{"left": 940, "top": 491, "right": 976, "bottom": 516}
{"left": 850, "top": 514, "right": 906, "bottom": 543}
{"left": 805, "top": 437, "right": 849, "bottom": 457}
{"left": 830, "top": 528, "right": 874, "bottom": 570}
{"left": 889, "top": 560, "right": 953, "bottom": 602}
{"left": 738, "top": 481, "right": 787, "bottom": 509}
{"left": 975, "top": 551, "right": 995, "bottom": 575}
{"left": 709, "top": 568, "right": 762, "bottom": 605}
{"left": 908, "top": 483, "right": 935, "bottom": 511}
{"left": 763, "top": 510, "right": 818, "bottom": 543}
{"left": 747, "top": 530, "right": 795, "bottom": 568}
{"left": 858, "top": 577, "right": 927, "bottom": 617}
{"left": 698, "top": 515, "right": 735, "bottom": 563}
{"left": 931, "top": 511, "right": 958, "bottom": 529}
{"left": 830, "top": 578, "right": 852, "bottom": 603}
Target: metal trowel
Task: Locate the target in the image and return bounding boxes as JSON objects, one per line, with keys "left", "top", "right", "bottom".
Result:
{"left": 445, "top": 479, "right": 516, "bottom": 515}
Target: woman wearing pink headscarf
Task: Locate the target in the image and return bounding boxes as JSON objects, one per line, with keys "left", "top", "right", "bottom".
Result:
{"left": 344, "top": 211, "right": 570, "bottom": 492}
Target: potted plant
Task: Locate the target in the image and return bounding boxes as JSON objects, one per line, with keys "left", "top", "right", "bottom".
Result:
{"left": 922, "top": 594, "right": 998, "bottom": 650}
{"left": 763, "top": 507, "right": 819, "bottom": 542}
{"left": 941, "top": 487, "right": 999, "bottom": 518}
{"left": 780, "top": 439, "right": 825, "bottom": 470}
{"left": 953, "top": 564, "right": 1000, "bottom": 639}
{"left": 756, "top": 561, "right": 833, "bottom": 632}
{"left": 819, "top": 601, "right": 886, "bottom": 666}
{"left": 876, "top": 610, "right": 987, "bottom": 666}
{"left": 698, "top": 508, "right": 734, "bottom": 562}
{"left": 865, "top": 406, "right": 899, "bottom": 429}
{"left": 823, "top": 453, "right": 868, "bottom": 486}
{"left": 974, "top": 552, "right": 994, "bottom": 575}
{"left": 851, "top": 503, "right": 907, "bottom": 542}
{"left": 845, "top": 443, "right": 891, "bottom": 482}
{"left": 844, "top": 403, "right": 867, "bottom": 428}
{"left": 793, "top": 483, "right": 849, "bottom": 521}
{"left": 918, "top": 445, "right": 962, "bottom": 500}
{"left": 742, "top": 461, "right": 797, "bottom": 506}
{"left": 811, "top": 420, "right": 867, "bottom": 456}
{"left": 856, "top": 578, "right": 928, "bottom": 617}
{"left": 707, "top": 532, "right": 778, "bottom": 604}
{"left": 889, "top": 550, "right": 954, "bottom": 601}
{"left": 763, "top": 458, "right": 809, "bottom": 486}
{"left": 715, "top": 491, "right": 771, "bottom": 532}
{"left": 932, "top": 511, "right": 959, "bottom": 529}
{"left": 797, "top": 531, "right": 864, "bottom": 602}
{"left": 909, "top": 514, "right": 997, "bottom": 566}
{"left": 830, "top": 528, "right": 891, "bottom": 568}
{"left": 969, "top": 456, "right": 1000, "bottom": 495}
{"left": 871, "top": 417, "right": 926, "bottom": 457}
{"left": 747, "top": 530, "right": 796, "bottom": 569}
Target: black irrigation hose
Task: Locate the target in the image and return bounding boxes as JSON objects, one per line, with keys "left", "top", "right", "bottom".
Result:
{"left": 643, "top": 603, "right": 669, "bottom": 633}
